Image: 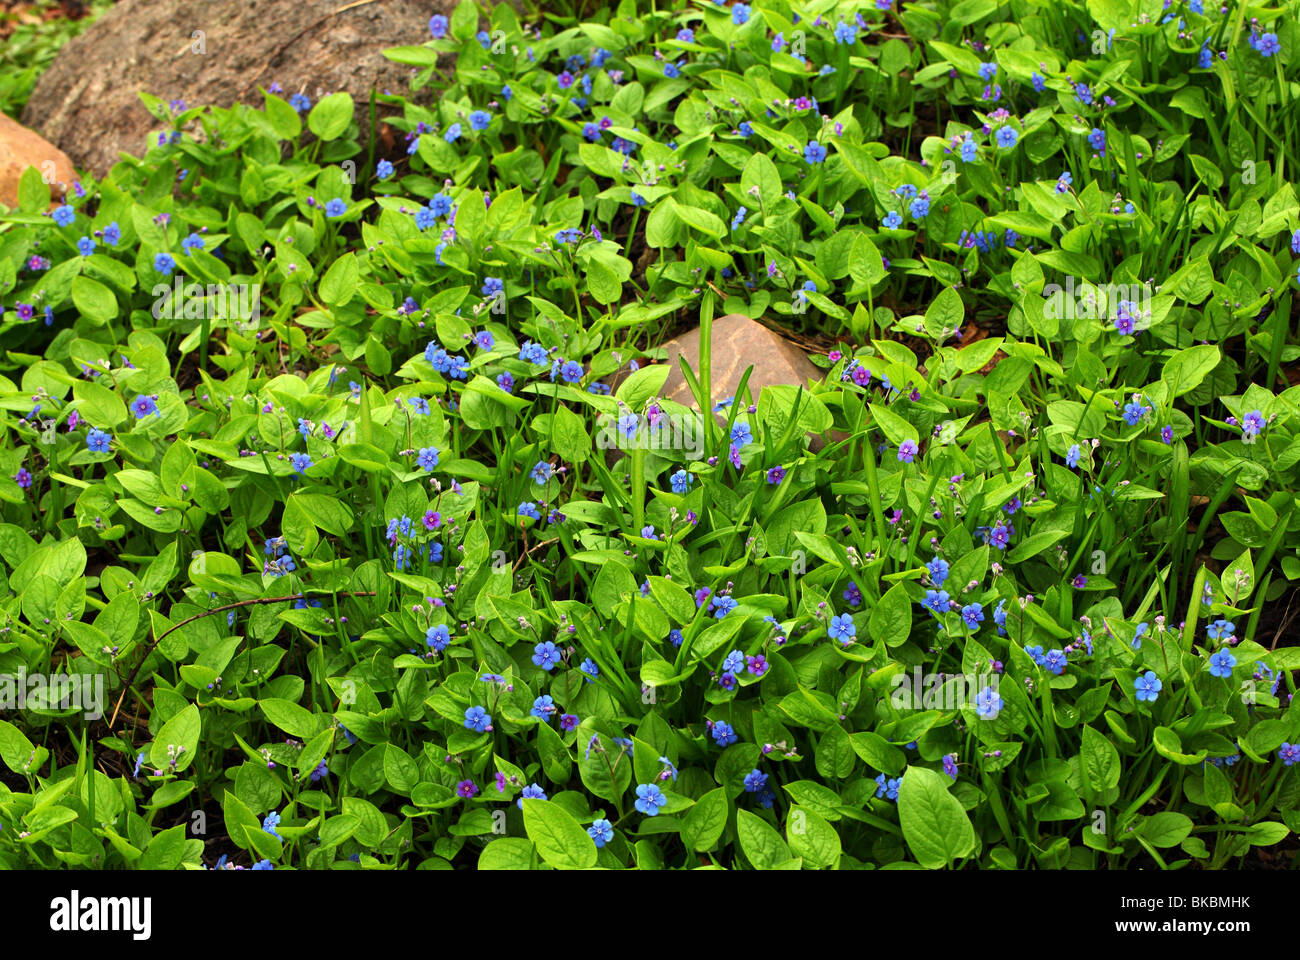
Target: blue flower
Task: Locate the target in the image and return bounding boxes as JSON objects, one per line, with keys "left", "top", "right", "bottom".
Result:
{"left": 262, "top": 811, "right": 283, "bottom": 840}
{"left": 995, "top": 126, "right": 1018, "bottom": 150}
{"left": 469, "top": 110, "right": 492, "bottom": 131}
{"left": 960, "top": 603, "right": 984, "bottom": 630}
{"left": 531, "top": 694, "right": 556, "bottom": 720}
{"left": 1065, "top": 443, "right": 1081, "bottom": 469}
{"left": 588, "top": 818, "right": 614, "bottom": 847}
{"left": 86, "top": 428, "right": 113, "bottom": 453}
{"left": 975, "top": 686, "right": 1003, "bottom": 718}
{"left": 1207, "top": 619, "right": 1235, "bottom": 641}
{"left": 635, "top": 783, "right": 666, "bottom": 815}
{"left": 580, "top": 658, "right": 599, "bottom": 681}
{"left": 670, "top": 469, "right": 691, "bottom": 493}
{"left": 154, "top": 252, "right": 176, "bottom": 276}
{"left": 324, "top": 199, "right": 347, "bottom": 218}
{"left": 532, "top": 640, "right": 562, "bottom": 670}
{"left": 731, "top": 3, "right": 751, "bottom": 25}
{"left": 712, "top": 721, "right": 738, "bottom": 747}
{"left": 518, "top": 783, "right": 547, "bottom": 809}
{"left": 518, "top": 502, "right": 541, "bottom": 521}
{"left": 52, "top": 204, "right": 76, "bottom": 226}
{"left": 926, "top": 557, "right": 949, "bottom": 586}
{"left": 874, "top": 773, "right": 901, "bottom": 801}
{"left": 417, "top": 446, "right": 440, "bottom": 471}
{"left": 1134, "top": 671, "right": 1162, "bottom": 703}
{"left": 804, "top": 141, "right": 828, "bottom": 164}
{"left": 444, "top": 123, "right": 462, "bottom": 143}
{"left": 1088, "top": 127, "right": 1106, "bottom": 152}
{"left": 711, "top": 595, "right": 738, "bottom": 618}
{"left": 923, "top": 589, "right": 950, "bottom": 616}
{"left": 722, "top": 649, "right": 745, "bottom": 674}
{"left": 1042, "top": 649, "right": 1067, "bottom": 674}
{"left": 1208, "top": 650, "right": 1236, "bottom": 678}
{"left": 426, "top": 624, "right": 451, "bottom": 651}
{"left": 828, "top": 613, "right": 856, "bottom": 645}
{"left": 882, "top": 211, "right": 903, "bottom": 230}
{"left": 464, "top": 706, "right": 492, "bottom": 732}
{"left": 743, "top": 768, "right": 768, "bottom": 792}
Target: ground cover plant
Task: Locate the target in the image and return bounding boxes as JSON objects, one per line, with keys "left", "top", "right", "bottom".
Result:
{"left": 0, "top": 0, "right": 1299, "bottom": 871}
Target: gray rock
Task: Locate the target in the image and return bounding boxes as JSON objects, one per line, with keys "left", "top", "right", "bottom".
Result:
{"left": 21, "top": 0, "right": 449, "bottom": 177}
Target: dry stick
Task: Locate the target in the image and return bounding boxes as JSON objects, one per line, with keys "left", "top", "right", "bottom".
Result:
{"left": 514, "top": 538, "right": 559, "bottom": 573}
{"left": 107, "top": 590, "right": 377, "bottom": 730}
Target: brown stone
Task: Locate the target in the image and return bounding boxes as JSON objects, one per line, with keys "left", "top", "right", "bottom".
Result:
{"left": 657, "top": 313, "right": 823, "bottom": 410}
{"left": 20, "top": 0, "right": 452, "bottom": 178}
{"left": 0, "top": 113, "right": 77, "bottom": 210}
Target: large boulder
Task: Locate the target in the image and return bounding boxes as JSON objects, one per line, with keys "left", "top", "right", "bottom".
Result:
{"left": 0, "top": 113, "right": 78, "bottom": 209}
{"left": 21, "top": 0, "right": 449, "bottom": 178}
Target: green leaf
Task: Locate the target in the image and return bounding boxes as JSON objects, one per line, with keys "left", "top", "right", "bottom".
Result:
{"left": 72, "top": 275, "right": 118, "bottom": 324}
{"left": 551, "top": 404, "right": 592, "bottom": 465}
{"left": 897, "top": 766, "right": 976, "bottom": 868}
{"left": 736, "top": 808, "right": 791, "bottom": 869}
{"left": 869, "top": 402, "right": 917, "bottom": 445}
{"left": 786, "top": 805, "right": 841, "bottom": 869}
{"left": 479, "top": 837, "right": 535, "bottom": 869}
{"left": 1080, "top": 724, "right": 1121, "bottom": 792}
{"left": 308, "top": 92, "right": 355, "bottom": 141}
{"left": 149, "top": 704, "right": 200, "bottom": 772}
{"left": 1140, "top": 811, "right": 1193, "bottom": 848}
{"left": 868, "top": 583, "right": 912, "bottom": 647}
{"left": 681, "top": 787, "right": 729, "bottom": 852}
{"left": 319, "top": 252, "right": 359, "bottom": 306}
{"left": 259, "top": 698, "right": 319, "bottom": 739}
{"left": 1162, "top": 344, "right": 1220, "bottom": 397}
{"left": 521, "top": 798, "right": 597, "bottom": 869}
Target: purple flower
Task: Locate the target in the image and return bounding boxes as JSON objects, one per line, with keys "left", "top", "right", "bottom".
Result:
{"left": 131, "top": 395, "right": 159, "bottom": 418}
